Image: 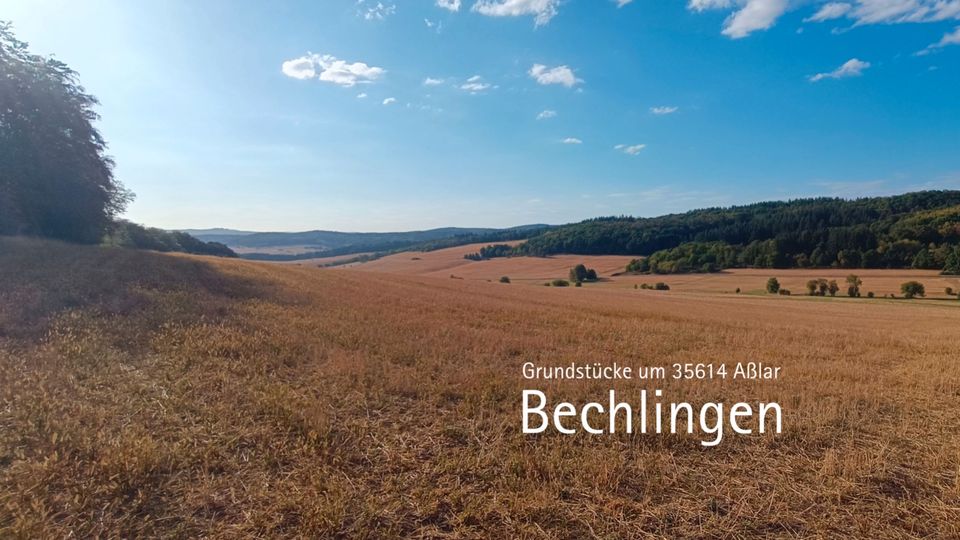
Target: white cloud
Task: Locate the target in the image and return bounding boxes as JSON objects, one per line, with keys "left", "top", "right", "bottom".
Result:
{"left": 615, "top": 143, "right": 646, "bottom": 155}
{"left": 804, "top": 1, "right": 960, "bottom": 26}
{"left": 536, "top": 109, "right": 557, "bottom": 120}
{"left": 804, "top": 2, "right": 852, "bottom": 22}
{"left": 460, "top": 75, "right": 493, "bottom": 93}
{"left": 423, "top": 77, "right": 445, "bottom": 85}
{"left": 722, "top": 0, "right": 789, "bottom": 38}
{"left": 809, "top": 58, "right": 870, "bottom": 82}
{"left": 529, "top": 64, "right": 582, "bottom": 87}
{"left": 359, "top": 1, "right": 397, "bottom": 21}
{"left": 562, "top": 137, "right": 582, "bottom": 144}
{"left": 357, "top": 92, "right": 368, "bottom": 99}
{"left": 437, "top": 0, "right": 461, "bottom": 11}
{"left": 650, "top": 105, "right": 679, "bottom": 115}
{"left": 688, "top": 0, "right": 734, "bottom": 11}
{"left": 382, "top": 97, "right": 397, "bottom": 105}
{"left": 849, "top": 0, "right": 960, "bottom": 24}
{"left": 615, "top": 0, "right": 634, "bottom": 7}
{"left": 916, "top": 25, "right": 960, "bottom": 55}
{"left": 472, "top": 0, "right": 561, "bottom": 26}
{"left": 687, "top": 0, "right": 788, "bottom": 38}
{"left": 281, "top": 54, "right": 385, "bottom": 87}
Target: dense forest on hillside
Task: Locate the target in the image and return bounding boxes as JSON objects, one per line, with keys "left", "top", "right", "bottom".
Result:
{"left": 468, "top": 192, "right": 960, "bottom": 274}
{"left": 105, "top": 222, "right": 237, "bottom": 258}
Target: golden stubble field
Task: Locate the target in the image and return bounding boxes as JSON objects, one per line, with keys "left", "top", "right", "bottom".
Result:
{"left": 2, "top": 237, "right": 959, "bottom": 538}
{"left": 339, "top": 242, "right": 960, "bottom": 298}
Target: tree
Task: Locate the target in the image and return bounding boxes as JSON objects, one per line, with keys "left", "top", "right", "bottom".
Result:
{"left": 806, "top": 279, "right": 818, "bottom": 296}
{"left": 817, "top": 279, "right": 829, "bottom": 296}
{"left": 0, "top": 22, "right": 132, "bottom": 243}
{"left": 900, "top": 281, "right": 925, "bottom": 299}
{"left": 499, "top": 276, "right": 510, "bottom": 283}
{"left": 846, "top": 275, "right": 862, "bottom": 297}
{"left": 766, "top": 277, "right": 780, "bottom": 294}
{"left": 569, "top": 264, "right": 598, "bottom": 283}
{"left": 827, "top": 280, "right": 839, "bottom": 297}
{"left": 944, "top": 247, "right": 960, "bottom": 275}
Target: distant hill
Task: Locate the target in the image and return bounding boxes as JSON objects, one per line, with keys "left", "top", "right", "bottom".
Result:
{"left": 470, "top": 191, "right": 960, "bottom": 274}
{"left": 189, "top": 225, "right": 552, "bottom": 261}
{"left": 177, "top": 228, "right": 258, "bottom": 237}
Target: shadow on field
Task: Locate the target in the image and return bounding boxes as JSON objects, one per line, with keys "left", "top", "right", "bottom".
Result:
{"left": 0, "top": 236, "right": 278, "bottom": 340}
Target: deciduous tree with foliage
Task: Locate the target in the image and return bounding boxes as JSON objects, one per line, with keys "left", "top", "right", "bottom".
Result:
{"left": 0, "top": 22, "right": 132, "bottom": 243}
{"left": 846, "top": 275, "right": 862, "bottom": 297}
{"left": 766, "top": 277, "right": 780, "bottom": 294}
{"left": 901, "top": 281, "right": 926, "bottom": 299}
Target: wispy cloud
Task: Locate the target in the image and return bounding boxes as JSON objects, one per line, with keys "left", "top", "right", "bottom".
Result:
{"left": 358, "top": 1, "right": 396, "bottom": 21}
{"left": 916, "top": 26, "right": 960, "bottom": 55}
{"left": 436, "top": 0, "right": 461, "bottom": 11}
{"left": 423, "top": 77, "right": 445, "bottom": 86}
{"left": 382, "top": 97, "right": 397, "bottom": 105}
{"left": 650, "top": 106, "right": 679, "bottom": 115}
{"left": 809, "top": 58, "right": 870, "bottom": 82}
{"left": 804, "top": 2, "right": 852, "bottom": 22}
{"left": 614, "top": 143, "right": 647, "bottom": 155}
{"left": 536, "top": 109, "right": 557, "bottom": 120}
{"left": 281, "top": 54, "right": 385, "bottom": 87}
{"left": 529, "top": 64, "right": 582, "bottom": 88}
{"left": 562, "top": 137, "right": 583, "bottom": 144}
{"left": 460, "top": 75, "right": 494, "bottom": 93}
{"left": 356, "top": 92, "right": 368, "bottom": 99}
{"left": 615, "top": 0, "right": 634, "bottom": 7}
{"left": 804, "top": 1, "right": 960, "bottom": 26}
{"left": 472, "top": 0, "right": 561, "bottom": 27}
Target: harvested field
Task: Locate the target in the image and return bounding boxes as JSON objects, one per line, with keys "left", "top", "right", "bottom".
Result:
{"left": 2, "top": 237, "right": 959, "bottom": 538}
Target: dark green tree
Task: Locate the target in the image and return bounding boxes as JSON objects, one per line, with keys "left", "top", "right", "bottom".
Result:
{"left": 766, "top": 277, "right": 780, "bottom": 294}
{"left": 0, "top": 22, "right": 132, "bottom": 243}
{"left": 900, "top": 281, "right": 925, "bottom": 299}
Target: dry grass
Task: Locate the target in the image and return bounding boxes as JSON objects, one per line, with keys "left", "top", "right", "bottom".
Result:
{"left": 2, "top": 237, "right": 959, "bottom": 538}
{"left": 345, "top": 242, "right": 635, "bottom": 282}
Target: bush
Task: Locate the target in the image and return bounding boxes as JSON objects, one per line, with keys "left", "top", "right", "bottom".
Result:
{"left": 828, "top": 280, "right": 839, "bottom": 297}
{"left": 867, "top": 291, "right": 875, "bottom": 298}
{"left": 574, "top": 281, "right": 582, "bottom": 287}
{"left": 766, "top": 277, "right": 780, "bottom": 294}
{"left": 551, "top": 279, "right": 570, "bottom": 287}
{"left": 946, "top": 287, "right": 954, "bottom": 296}
{"left": 640, "top": 283, "right": 651, "bottom": 290}
{"left": 735, "top": 287, "right": 741, "bottom": 294}
{"left": 901, "top": 281, "right": 926, "bottom": 299}
{"left": 778, "top": 289, "right": 791, "bottom": 296}
{"left": 654, "top": 282, "right": 670, "bottom": 291}
{"left": 499, "top": 276, "right": 510, "bottom": 284}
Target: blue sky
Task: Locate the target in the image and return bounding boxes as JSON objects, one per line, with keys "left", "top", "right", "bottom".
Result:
{"left": 5, "top": 0, "right": 960, "bottom": 231}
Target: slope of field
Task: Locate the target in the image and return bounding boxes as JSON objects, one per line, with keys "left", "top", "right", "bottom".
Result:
{"left": 341, "top": 243, "right": 960, "bottom": 298}
{"left": 346, "top": 242, "right": 635, "bottom": 281}
{"left": 2, "top": 237, "right": 959, "bottom": 538}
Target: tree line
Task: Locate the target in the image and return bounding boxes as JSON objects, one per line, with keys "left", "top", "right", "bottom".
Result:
{"left": 1, "top": 22, "right": 233, "bottom": 257}
{"left": 469, "top": 192, "right": 960, "bottom": 275}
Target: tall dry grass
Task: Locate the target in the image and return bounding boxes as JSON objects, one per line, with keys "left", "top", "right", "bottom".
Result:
{"left": 1, "top": 237, "right": 959, "bottom": 538}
